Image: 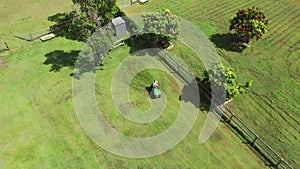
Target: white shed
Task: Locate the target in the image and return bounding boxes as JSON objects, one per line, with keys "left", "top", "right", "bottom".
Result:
{"left": 112, "top": 17, "right": 127, "bottom": 37}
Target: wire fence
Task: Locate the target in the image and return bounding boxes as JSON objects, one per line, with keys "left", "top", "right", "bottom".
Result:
{"left": 222, "top": 109, "right": 293, "bottom": 169}
{"left": 12, "top": 0, "right": 134, "bottom": 43}
{"left": 15, "top": 31, "right": 33, "bottom": 41}
{"left": 117, "top": 0, "right": 139, "bottom": 9}
{"left": 156, "top": 50, "right": 293, "bottom": 169}
{"left": 15, "top": 27, "right": 52, "bottom": 41}
{"left": 156, "top": 50, "right": 193, "bottom": 84}
{"left": 30, "top": 28, "right": 52, "bottom": 40}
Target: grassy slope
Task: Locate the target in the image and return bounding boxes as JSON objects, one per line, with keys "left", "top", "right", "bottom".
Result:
{"left": 0, "top": 0, "right": 73, "bottom": 49}
{"left": 0, "top": 0, "right": 298, "bottom": 168}
{"left": 0, "top": 1, "right": 266, "bottom": 165}
{"left": 0, "top": 39, "right": 266, "bottom": 168}
{"left": 124, "top": 0, "right": 300, "bottom": 167}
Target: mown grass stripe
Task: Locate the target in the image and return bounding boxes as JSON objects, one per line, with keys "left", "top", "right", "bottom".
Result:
{"left": 240, "top": 96, "right": 292, "bottom": 147}
{"left": 261, "top": 1, "right": 288, "bottom": 17}
{"left": 207, "top": 1, "right": 256, "bottom": 19}
{"left": 264, "top": 23, "right": 299, "bottom": 50}
{"left": 246, "top": 80, "right": 299, "bottom": 130}
{"left": 268, "top": 7, "right": 299, "bottom": 31}
{"left": 172, "top": 1, "right": 204, "bottom": 19}
{"left": 250, "top": 93, "right": 299, "bottom": 141}
{"left": 218, "top": 1, "right": 283, "bottom": 22}
{"left": 265, "top": 21, "right": 300, "bottom": 50}
{"left": 199, "top": 1, "right": 287, "bottom": 33}
{"left": 244, "top": 93, "right": 279, "bottom": 123}
{"left": 243, "top": 93, "right": 294, "bottom": 144}
{"left": 203, "top": 0, "right": 243, "bottom": 18}
{"left": 264, "top": 5, "right": 292, "bottom": 25}
{"left": 284, "top": 41, "right": 300, "bottom": 57}
{"left": 269, "top": 92, "right": 300, "bottom": 126}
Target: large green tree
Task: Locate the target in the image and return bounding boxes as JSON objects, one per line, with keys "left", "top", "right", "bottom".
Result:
{"left": 142, "top": 9, "right": 180, "bottom": 48}
{"left": 61, "top": 0, "right": 122, "bottom": 41}
{"left": 229, "top": 7, "right": 268, "bottom": 44}
{"left": 202, "top": 63, "right": 252, "bottom": 101}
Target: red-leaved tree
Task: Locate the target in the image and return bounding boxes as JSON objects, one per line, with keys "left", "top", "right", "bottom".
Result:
{"left": 229, "top": 7, "right": 268, "bottom": 44}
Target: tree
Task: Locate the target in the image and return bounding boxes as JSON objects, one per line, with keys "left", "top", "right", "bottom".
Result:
{"left": 142, "top": 9, "right": 180, "bottom": 48}
{"left": 87, "top": 28, "right": 115, "bottom": 65}
{"left": 229, "top": 7, "right": 268, "bottom": 44}
{"left": 202, "top": 63, "right": 252, "bottom": 101}
{"left": 56, "top": 0, "right": 123, "bottom": 41}
{"left": 74, "top": 28, "right": 115, "bottom": 77}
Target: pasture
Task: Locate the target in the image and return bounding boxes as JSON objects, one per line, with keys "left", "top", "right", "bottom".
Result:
{"left": 0, "top": 0, "right": 299, "bottom": 168}
{"left": 124, "top": 0, "right": 299, "bottom": 167}
{"left": 0, "top": 39, "right": 266, "bottom": 168}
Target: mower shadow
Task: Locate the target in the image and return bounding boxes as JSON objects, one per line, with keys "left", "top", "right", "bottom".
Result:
{"left": 145, "top": 85, "right": 152, "bottom": 94}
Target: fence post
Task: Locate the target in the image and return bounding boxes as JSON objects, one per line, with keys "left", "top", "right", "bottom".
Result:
{"left": 29, "top": 33, "right": 33, "bottom": 41}
{"left": 251, "top": 135, "right": 259, "bottom": 145}
{"left": 227, "top": 113, "right": 235, "bottom": 123}
{"left": 4, "top": 42, "right": 9, "bottom": 50}
{"left": 276, "top": 158, "right": 283, "bottom": 168}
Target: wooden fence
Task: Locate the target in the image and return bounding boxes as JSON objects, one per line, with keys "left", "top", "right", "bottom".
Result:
{"left": 222, "top": 108, "right": 293, "bottom": 169}
{"left": 15, "top": 31, "right": 33, "bottom": 41}
{"left": 156, "top": 50, "right": 293, "bottom": 169}
{"left": 15, "top": 27, "right": 52, "bottom": 41}
{"left": 117, "top": 0, "right": 139, "bottom": 9}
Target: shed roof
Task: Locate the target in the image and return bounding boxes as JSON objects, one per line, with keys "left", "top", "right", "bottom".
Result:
{"left": 112, "top": 17, "right": 125, "bottom": 26}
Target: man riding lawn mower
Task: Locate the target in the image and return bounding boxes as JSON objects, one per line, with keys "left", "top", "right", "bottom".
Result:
{"left": 151, "top": 80, "right": 161, "bottom": 99}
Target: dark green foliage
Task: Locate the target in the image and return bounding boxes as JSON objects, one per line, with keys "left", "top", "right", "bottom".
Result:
{"left": 53, "top": 0, "right": 123, "bottom": 41}
{"left": 202, "top": 63, "right": 252, "bottom": 100}
{"left": 72, "top": 0, "right": 122, "bottom": 24}
{"left": 229, "top": 7, "right": 268, "bottom": 43}
{"left": 86, "top": 28, "right": 115, "bottom": 65}
{"left": 142, "top": 9, "right": 180, "bottom": 48}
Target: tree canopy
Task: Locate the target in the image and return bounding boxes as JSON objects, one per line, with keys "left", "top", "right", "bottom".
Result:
{"left": 142, "top": 9, "right": 180, "bottom": 48}
{"left": 229, "top": 7, "right": 268, "bottom": 44}
{"left": 52, "top": 0, "right": 123, "bottom": 41}
{"left": 202, "top": 63, "right": 252, "bottom": 101}
{"left": 72, "top": 0, "right": 121, "bottom": 25}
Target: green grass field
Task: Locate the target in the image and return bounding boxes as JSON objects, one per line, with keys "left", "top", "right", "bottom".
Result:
{"left": 0, "top": 39, "right": 266, "bottom": 168}
{"left": 0, "top": 0, "right": 299, "bottom": 168}
{"left": 124, "top": 0, "right": 300, "bottom": 167}
{"left": 0, "top": 0, "right": 73, "bottom": 49}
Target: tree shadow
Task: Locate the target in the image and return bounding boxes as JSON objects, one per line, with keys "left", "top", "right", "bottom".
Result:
{"left": 48, "top": 12, "right": 68, "bottom": 22}
{"left": 178, "top": 78, "right": 211, "bottom": 110}
{"left": 124, "top": 34, "right": 168, "bottom": 57}
{"left": 178, "top": 77, "right": 227, "bottom": 111}
{"left": 72, "top": 56, "right": 100, "bottom": 79}
{"left": 210, "top": 33, "right": 247, "bottom": 53}
{"left": 197, "top": 84, "right": 213, "bottom": 111}
{"left": 48, "top": 12, "right": 87, "bottom": 42}
{"left": 43, "top": 50, "right": 80, "bottom": 72}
